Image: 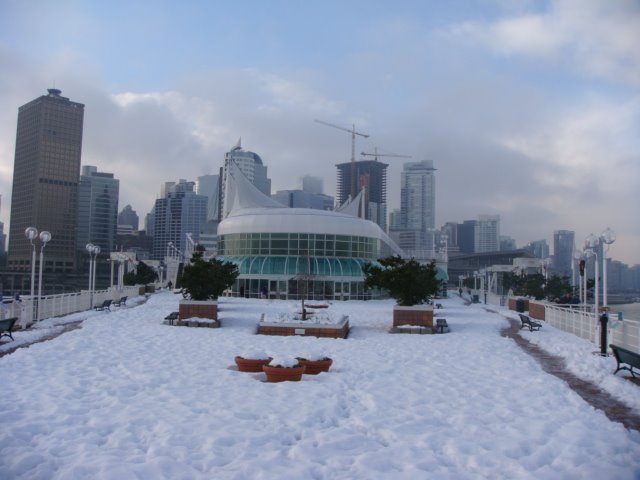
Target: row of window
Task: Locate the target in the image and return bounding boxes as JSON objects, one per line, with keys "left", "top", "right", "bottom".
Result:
{"left": 222, "top": 255, "right": 374, "bottom": 277}
{"left": 219, "top": 233, "right": 380, "bottom": 258}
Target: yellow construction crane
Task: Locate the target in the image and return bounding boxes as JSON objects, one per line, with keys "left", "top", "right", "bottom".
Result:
{"left": 360, "top": 148, "right": 412, "bottom": 161}
{"left": 315, "top": 119, "right": 370, "bottom": 198}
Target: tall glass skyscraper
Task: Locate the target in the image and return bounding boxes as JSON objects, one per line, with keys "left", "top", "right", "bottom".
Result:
{"left": 553, "top": 230, "right": 575, "bottom": 279}
{"left": 76, "top": 166, "right": 119, "bottom": 254}
{"left": 152, "top": 180, "right": 208, "bottom": 260}
{"left": 8, "top": 89, "right": 84, "bottom": 273}
{"left": 396, "top": 160, "right": 436, "bottom": 251}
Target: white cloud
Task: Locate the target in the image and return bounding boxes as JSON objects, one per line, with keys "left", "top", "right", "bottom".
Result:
{"left": 450, "top": 0, "right": 640, "bottom": 85}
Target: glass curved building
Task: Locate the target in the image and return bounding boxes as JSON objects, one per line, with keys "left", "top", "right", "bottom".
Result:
{"left": 216, "top": 162, "right": 403, "bottom": 299}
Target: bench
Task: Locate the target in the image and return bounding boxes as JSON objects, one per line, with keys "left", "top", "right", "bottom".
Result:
{"left": 112, "top": 296, "right": 127, "bottom": 307}
{"left": 0, "top": 317, "right": 17, "bottom": 342}
{"left": 435, "top": 318, "right": 449, "bottom": 334}
{"left": 610, "top": 344, "right": 640, "bottom": 378}
{"left": 519, "top": 313, "right": 542, "bottom": 332}
{"left": 164, "top": 312, "right": 179, "bottom": 325}
{"left": 94, "top": 299, "right": 112, "bottom": 312}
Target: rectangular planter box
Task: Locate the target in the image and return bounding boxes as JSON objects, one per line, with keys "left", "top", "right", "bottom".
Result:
{"left": 393, "top": 305, "right": 434, "bottom": 327}
{"left": 258, "top": 316, "right": 349, "bottom": 339}
{"left": 528, "top": 301, "right": 546, "bottom": 321}
{"left": 179, "top": 300, "right": 218, "bottom": 321}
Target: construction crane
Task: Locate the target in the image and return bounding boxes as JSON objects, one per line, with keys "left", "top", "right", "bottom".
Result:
{"left": 360, "top": 148, "right": 412, "bottom": 162}
{"left": 315, "top": 119, "right": 370, "bottom": 198}
{"left": 315, "top": 119, "right": 369, "bottom": 164}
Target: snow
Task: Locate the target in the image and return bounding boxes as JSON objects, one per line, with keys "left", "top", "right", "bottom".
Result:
{"left": 268, "top": 356, "right": 301, "bottom": 368}
{"left": 1, "top": 291, "right": 639, "bottom": 479}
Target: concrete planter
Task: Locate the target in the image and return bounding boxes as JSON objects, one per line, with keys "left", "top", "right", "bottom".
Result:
{"left": 179, "top": 299, "right": 218, "bottom": 322}
{"left": 393, "top": 305, "right": 434, "bottom": 327}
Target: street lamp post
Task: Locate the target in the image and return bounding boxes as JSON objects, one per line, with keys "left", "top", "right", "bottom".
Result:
{"left": 86, "top": 243, "right": 100, "bottom": 308}
{"left": 600, "top": 228, "right": 616, "bottom": 309}
{"left": 585, "top": 233, "right": 600, "bottom": 313}
{"left": 36, "top": 231, "right": 52, "bottom": 320}
{"left": 25, "top": 228, "right": 38, "bottom": 317}
{"left": 573, "top": 249, "right": 583, "bottom": 304}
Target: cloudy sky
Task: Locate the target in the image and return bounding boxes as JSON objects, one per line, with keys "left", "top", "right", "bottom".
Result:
{"left": 0, "top": 0, "right": 638, "bottom": 265}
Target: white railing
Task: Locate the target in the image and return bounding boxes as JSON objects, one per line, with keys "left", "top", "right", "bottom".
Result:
{"left": 1, "top": 285, "right": 144, "bottom": 328}
{"left": 544, "top": 305, "right": 600, "bottom": 345}
{"left": 543, "top": 304, "right": 640, "bottom": 355}
{"left": 609, "top": 318, "right": 640, "bottom": 354}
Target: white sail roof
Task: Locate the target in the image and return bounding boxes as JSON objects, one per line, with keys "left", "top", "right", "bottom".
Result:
{"left": 224, "top": 160, "right": 285, "bottom": 216}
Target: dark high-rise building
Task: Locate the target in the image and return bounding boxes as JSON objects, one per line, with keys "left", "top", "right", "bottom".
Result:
{"left": 8, "top": 89, "right": 84, "bottom": 273}
{"left": 336, "top": 160, "right": 388, "bottom": 231}
{"left": 457, "top": 220, "right": 476, "bottom": 254}
{"left": 118, "top": 204, "right": 139, "bottom": 231}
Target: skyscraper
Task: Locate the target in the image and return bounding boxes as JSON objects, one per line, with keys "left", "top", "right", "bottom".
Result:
{"left": 524, "top": 239, "right": 550, "bottom": 259}
{"left": 76, "top": 166, "right": 119, "bottom": 254}
{"left": 219, "top": 139, "right": 271, "bottom": 219}
{"left": 553, "top": 230, "right": 575, "bottom": 279}
{"left": 475, "top": 215, "right": 500, "bottom": 253}
{"left": 118, "top": 204, "right": 139, "bottom": 231}
{"left": 8, "top": 89, "right": 84, "bottom": 273}
{"left": 302, "top": 175, "right": 323, "bottom": 195}
{"left": 152, "top": 180, "right": 208, "bottom": 260}
{"left": 457, "top": 220, "right": 476, "bottom": 254}
{"left": 336, "top": 160, "right": 388, "bottom": 231}
{"left": 398, "top": 160, "right": 436, "bottom": 250}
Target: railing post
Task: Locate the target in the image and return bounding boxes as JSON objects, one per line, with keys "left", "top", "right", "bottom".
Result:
{"left": 599, "top": 313, "right": 608, "bottom": 356}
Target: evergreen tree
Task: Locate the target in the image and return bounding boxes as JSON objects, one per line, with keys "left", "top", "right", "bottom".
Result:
{"left": 363, "top": 256, "right": 441, "bottom": 306}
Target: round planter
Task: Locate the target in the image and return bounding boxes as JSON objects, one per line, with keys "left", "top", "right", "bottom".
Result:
{"left": 262, "top": 364, "right": 306, "bottom": 382}
{"left": 297, "top": 357, "right": 333, "bottom": 375}
{"left": 235, "top": 356, "right": 272, "bottom": 373}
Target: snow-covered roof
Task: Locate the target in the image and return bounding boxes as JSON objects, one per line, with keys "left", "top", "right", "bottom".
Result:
{"left": 220, "top": 207, "right": 394, "bottom": 241}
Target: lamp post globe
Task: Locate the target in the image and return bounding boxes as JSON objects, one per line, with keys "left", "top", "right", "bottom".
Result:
{"left": 600, "top": 228, "right": 616, "bottom": 308}
{"left": 25, "top": 227, "right": 38, "bottom": 241}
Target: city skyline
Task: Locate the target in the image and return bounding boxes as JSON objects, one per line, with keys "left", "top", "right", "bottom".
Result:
{"left": 0, "top": 1, "right": 638, "bottom": 264}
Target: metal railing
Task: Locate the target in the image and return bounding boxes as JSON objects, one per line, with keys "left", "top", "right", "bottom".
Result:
{"left": 544, "top": 304, "right": 600, "bottom": 345}
{"left": 1, "top": 285, "right": 144, "bottom": 328}
{"left": 538, "top": 303, "right": 639, "bottom": 355}
{"left": 609, "top": 317, "right": 640, "bottom": 354}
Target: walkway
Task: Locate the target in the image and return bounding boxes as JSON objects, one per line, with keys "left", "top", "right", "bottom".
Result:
{"left": 0, "top": 321, "right": 83, "bottom": 359}
{"left": 496, "top": 309, "right": 640, "bottom": 431}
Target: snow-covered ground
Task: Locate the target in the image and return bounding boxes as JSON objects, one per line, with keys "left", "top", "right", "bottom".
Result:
{"left": 1, "top": 291, "right": 639, "bottom": 479}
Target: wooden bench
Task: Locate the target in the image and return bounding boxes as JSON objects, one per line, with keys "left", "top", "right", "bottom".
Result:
{"left": 94, "top": 299, "right": 112, "bottom": 312}
{"left": 0, "top": 317, "right": 17, "bottom": 342}
{"left": 519, "top": 313, "right": 542, "bottom": 332}
{"left": 610, "top": 344, "right": 640, "bottom": 378}
{"left": 112, "top": 296, "right": 127, "bottom": 307}
{"left": 164, "top": 312, "right": 179, "bottom": 325}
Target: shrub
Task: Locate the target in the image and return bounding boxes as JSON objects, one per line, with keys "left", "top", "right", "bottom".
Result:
{"left": 363, "top": 255, "right": 441, "bottom": 306}
{"left": 179, "top": 252, "right": 239, "bottom": 301}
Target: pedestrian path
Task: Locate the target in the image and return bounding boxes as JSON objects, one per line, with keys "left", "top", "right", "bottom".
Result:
{"left": 497, "top": 309, "right": 640, "bottom": 432}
